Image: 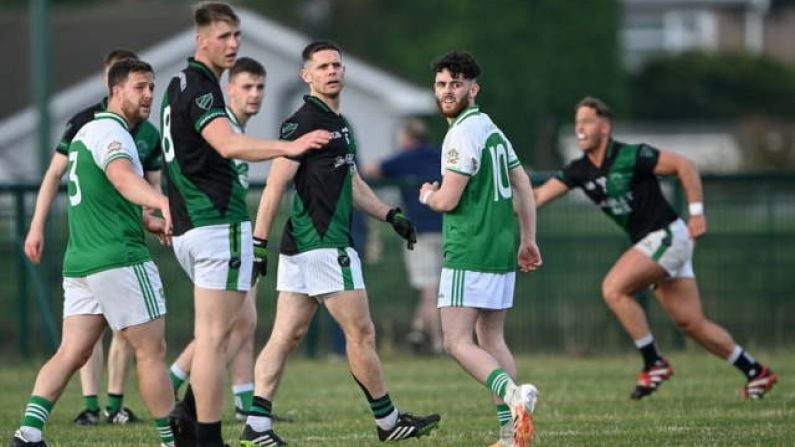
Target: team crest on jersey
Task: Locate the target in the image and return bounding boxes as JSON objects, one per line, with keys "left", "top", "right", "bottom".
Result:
{"left": 333, "top": 153, "right": 355, "bottom": 169}
{"left": 136, "top": 140, "right": 148, "bottom": 152}
{"left": 106, "top": 140, "right": 123, "bottom": 155}
{"left": 446, "top": 148, "right": 460, "bottom": 165}
{"left": 195, "top": 92, "right": 214, "bottom": 110}
{"left": 281, "top": 122, "right": 298, "bottom": 138}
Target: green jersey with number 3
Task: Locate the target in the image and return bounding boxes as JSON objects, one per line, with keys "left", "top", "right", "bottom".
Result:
{"left": 63, "top": 111, "right": 151, "bottom": 277}
{"left": 441, "top": 106, "right": 521, "bottom": 273}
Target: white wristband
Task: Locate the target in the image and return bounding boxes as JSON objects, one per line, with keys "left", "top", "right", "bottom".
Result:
{"left": 420, "top": 190, "right": 434, "bottom": 205}
{"left": 688, "top": 202, "right": 704, "bottom": 216}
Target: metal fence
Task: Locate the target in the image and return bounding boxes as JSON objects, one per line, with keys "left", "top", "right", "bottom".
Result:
{"left": 1, "top": 172, "right": 793, "bottom": 358}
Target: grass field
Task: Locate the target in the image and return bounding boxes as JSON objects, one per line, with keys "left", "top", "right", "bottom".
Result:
{"left": 0, "top": 351, "right": 792, "bottom": 446}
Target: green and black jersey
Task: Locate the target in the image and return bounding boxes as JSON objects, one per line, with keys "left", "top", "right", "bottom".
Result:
{"left": 556, "top": 139, "right": 678, "bottom": 242}
{"left": 56, "top": 98, "right": 162, "bottom": 172}
{"left": 279, "top": 95, "right": 356, "bottom": 255}
{"left": 160, "top": 58, "right": 249, "bottom": 235}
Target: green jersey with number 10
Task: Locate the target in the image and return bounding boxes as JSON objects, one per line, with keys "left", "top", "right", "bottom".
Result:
{"left": 441, "top": 106, "right": 521, "bottom": 273}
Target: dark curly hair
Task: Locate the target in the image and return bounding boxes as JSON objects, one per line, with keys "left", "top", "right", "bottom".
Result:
{"left": 431, "top": 50, "right": 481, "bottom": 80}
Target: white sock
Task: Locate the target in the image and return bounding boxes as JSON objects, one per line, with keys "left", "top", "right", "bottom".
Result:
{"left": 170, "top": 363, "right": 188, "bottom": 380}
{"left": 726, "top": 345, "right": 743, "bottom": 364}
{"left": 633, "top": 334, "right": 654, "bottom": 348}
{"left": 376, "top": 408, "right": 399, "bottom": 430}
{"left": 246, "top": 415, "right": 272, "bottom": 432}
{"left": 19, "top": 427, "right": 42, "bottom": 442}
{"left": 504, "top": 381, "right": 521, "bottom": 407}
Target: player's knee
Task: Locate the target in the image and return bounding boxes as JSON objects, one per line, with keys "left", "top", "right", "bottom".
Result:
{"left": 442, "top": 336, "right": 467, "bottom": 358}
{"left": 232, "top": 311, "right": 257, "bottom": 338}
{"left": 601, "top": 280, "right": 624, "bottom": 306}
{"left": 345, "top": 320, "right": 376, "bottom": 347}
{"left": 56, "top": 344, "right": 95, "bottom": 371}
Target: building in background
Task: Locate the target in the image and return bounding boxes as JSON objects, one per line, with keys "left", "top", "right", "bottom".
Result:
{"left": 0, "top": 6, "right": 434, "bottom": 182}
{"left": 620, "top": 0, "right": 795, "bottom": 68}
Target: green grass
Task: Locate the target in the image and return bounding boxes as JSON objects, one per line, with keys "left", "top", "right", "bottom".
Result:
{"left": 1, "top": 351, "right": 793, "bottom": 446}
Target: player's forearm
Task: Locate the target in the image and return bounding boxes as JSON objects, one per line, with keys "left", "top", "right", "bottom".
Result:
{"left": 511, "top": 169, "right": 537, "bottom": 242}
{"left": 29, "top": 173, "right": 63, "bottom": 232}
{"left": 110, "top": 168, "right": 167, "bottom": 211}
{"left": 217, "top": 133, "right": 291, "bottom": 161}
{"left": 253, "top": 182, "right": 286, "bottom": 240}
{"left": 677, "top": 158, "right": 704, "bottom": 206}
{"left": 352, "top": 173, "right": 391, "bottom": 220}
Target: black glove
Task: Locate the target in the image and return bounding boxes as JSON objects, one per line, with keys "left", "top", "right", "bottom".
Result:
{"left": 253, "top": 237, "right": 268, "bottom": 278}
{"left": 386, "top": 207, "right": 417, "bottom": 250}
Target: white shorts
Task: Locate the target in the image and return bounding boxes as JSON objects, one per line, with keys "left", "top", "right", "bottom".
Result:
{"left": 173, "top": 222, "right": 254, "bottom": 292}
{"left": 63, "top": 261, "right": 166, "bottom": 331}
{"left": 276, "top": 247, "right": 365, "bottom": 298}
{"left": 403, "top": 232, "right": 442, "bottom": 289}
{"left": 634, "top": 218, "right": 695, "bottom": 279}
{"left": 437, "top": 268, "right": 516, "bottom": 309}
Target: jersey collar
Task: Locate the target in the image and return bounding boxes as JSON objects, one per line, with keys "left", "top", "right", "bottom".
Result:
{"left": 450, "top": 105, "right": 480, "bottom": 127}
{"left": 225, "top": 106, "right": 245, "bottom": 131}
{"left": 93, "top": 111, "right": 129, "bottom": 130}
{"left": 304, "top": 95, "right": 337, "bottom": 115}
{"left": 188, "top": 57, "right": 219, "bottom": 83}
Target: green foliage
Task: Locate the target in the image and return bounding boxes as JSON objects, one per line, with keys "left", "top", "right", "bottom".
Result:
{"left": 244, "top": 0, "right": 624, "bottom": 168}
{"left": 628, "top": 51, "right": 795, "bottom": 120}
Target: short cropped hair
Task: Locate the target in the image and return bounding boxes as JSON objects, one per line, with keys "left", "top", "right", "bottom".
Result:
{"left": 576, "top": 96, "right": 613, "bottom": 122}
{"left": 229, "top": 57, "right": 266, "bottom": 79}
{"left": 402, "top": 118, "right": 429, "bottom": 144}
{"left": 194, "top": 2, "right": 239, "bottom": 28}
{"left": 108, "top": 59, "right": 153, "bottom": 96}
{"left": 431, "top": 50, "right": 481, "bottom": 80}
{"left": 103, "top": 48, "right": 138, "bottom": 70}
{"left": 301, "top": 40, "right": 341, "bottom": 63}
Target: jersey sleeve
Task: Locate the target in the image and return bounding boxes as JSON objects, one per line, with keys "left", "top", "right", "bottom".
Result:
{"left": 55, "top": 115, "right": 88, "bottom": 155}
{"left": 279, "top": 113, "right": 314, "bottom": 162}
{"left": 443, "top": 128, "right": 480, "bottom": 176}
{"left": 505, "top": 138, "right": 522, "bottom": 170}
{"left": 555, "top": 161, "right": 581, "bottom": 188}
{"left": 189, "top": 86, "right": 227, "bottom": 134}
{"left": 635, "top": 143, "right": 661, "bottom": 176}
{"left": 139, "top": 125, "right": 163, "bottom": 171}
{"left": 91, "top": 128, "right": 138, "bottom": 172}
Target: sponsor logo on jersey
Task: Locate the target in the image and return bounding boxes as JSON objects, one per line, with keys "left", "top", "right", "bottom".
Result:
{"left": 281, "top": 122, "right": 298, "bottom": 138}
{"left": 333, "top": 153, "right": 355, "bottom": 169}
{"left": 195, "top": 92, "right": 214, "bottom": 110}
{"left": 446, "top": 148, "right": 460, "bottom": 165}
{"left": 107, "top": 140, "right": 123, "bottom": 154}
{"left": 471, "top": 157, "right": 478, "bottom": 172}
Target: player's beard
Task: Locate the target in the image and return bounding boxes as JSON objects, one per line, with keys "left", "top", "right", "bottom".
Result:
{"left": 436, "top": 94, "right": 469, "bottom": 119}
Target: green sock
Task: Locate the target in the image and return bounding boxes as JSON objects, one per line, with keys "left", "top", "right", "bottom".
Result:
{"left": 169, "top": 365, "right": 187, "bottom": 393}
{"left": 106, "top": 393, "right": 123, "bottom": 414}
{"left": 155, "top": 417, "right": 175, "bottom": 446}
{"left": 486, "top": 369, "right": 513, "bottom": 402}
{"left": 22, "top": 395, "right": 54, "bottom": 429}
{"left": 232, "top": 383, "right": 254, "bottom": 411}
{"left": 83, "top": 395, "right": 99, "bottom": 412}
{"left": 496, "top": 403, "right": 511, "bottom": 427}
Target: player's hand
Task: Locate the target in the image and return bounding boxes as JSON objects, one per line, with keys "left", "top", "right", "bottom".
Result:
{"left": 418, "top": 181, "right": 440, "bottom": 206}
{"left": 518, "top": 240, "right": 542, "bottom": 273}
{"left": 24, "top": 228, "right": 44, "bottom": 264}
{"left": 386, "top": 207, "right": 417, "bottom": 250}
{"left": 688, "top": 214, "right": 706, "bottom": 240}
{"left": 157, "top": 197, "right": 173, "bottom": 245}
{"left": 253, "top": 237, "right": 268, "bottom": 277}
{"left": 143, "top": 210, "right": 171, "bottom": 246}
{"left": 285, "top": 130, "right": 331, "bottom": 157}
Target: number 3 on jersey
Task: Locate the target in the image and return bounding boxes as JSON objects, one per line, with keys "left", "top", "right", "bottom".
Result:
{"left": 486, "top": 133, "right": 512, "bottom": 202}
{"left": 161, "top": 105, "right": 175, "bottom": 163}
{"left": 67, "top": 151, "right": 82, "bottom": 206}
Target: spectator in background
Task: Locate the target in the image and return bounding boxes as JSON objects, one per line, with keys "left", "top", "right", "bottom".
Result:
{"left": 362, "top": 118, "right": 443, "bottom": 355}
